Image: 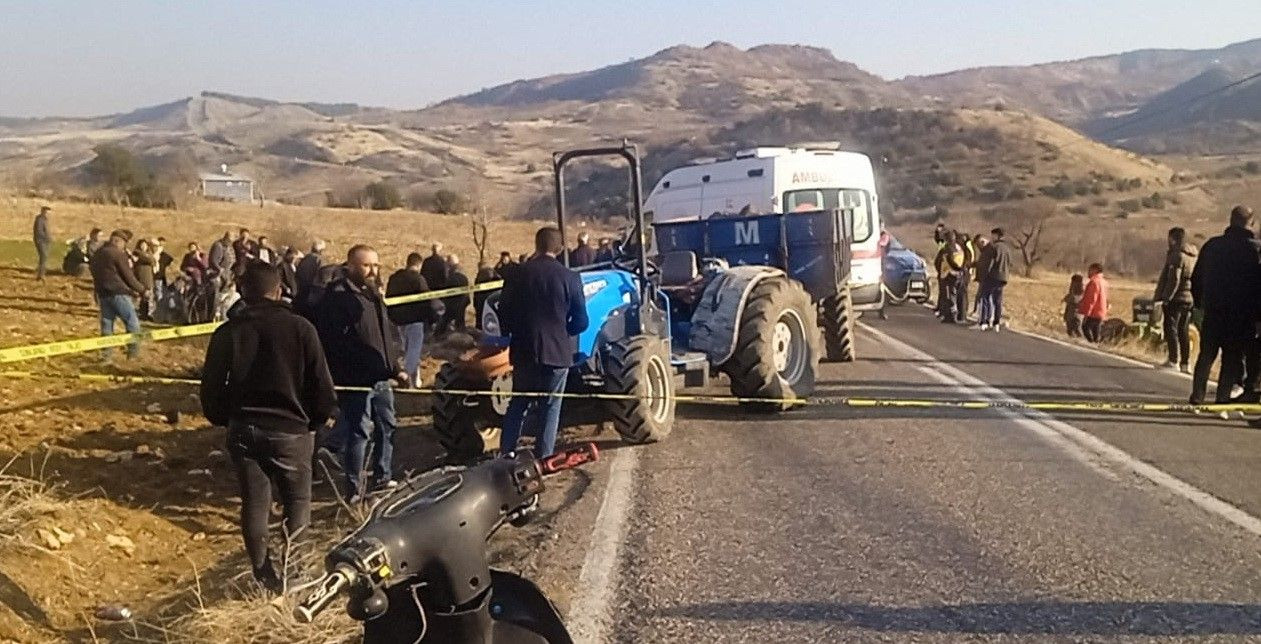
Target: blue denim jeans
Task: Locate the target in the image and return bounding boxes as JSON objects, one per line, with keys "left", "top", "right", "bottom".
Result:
{"left": 500, "top": 364, "right": 569, "bottom": 458}
{"left": 327, "top": 381, "right": 397, "bottom": 497}
{"left": 400, "top": 323, "right": 425, "bottom": 387}
{"left": 99, "top": 293, "right": 141, "bottom": 358}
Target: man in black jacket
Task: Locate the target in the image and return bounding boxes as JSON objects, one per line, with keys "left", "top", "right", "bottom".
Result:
{"left": 316, "top": 245, "right": 406, "bottom": 499}
{"left": 201, "top": 261, "right": 337, "bottom": 592}
{"left": 386, "top": 252, "right": 441, "bottom": 387}
{"left": 89, "top": 229, "right": 145, "bottom": 359}
{"left": 294, "top": 239, "right": 325, "bottom": 317}
{"left": 420, "top": 242, "right": 448, "bottom": 291}
{"left": 497, "top": 227, "right": 589, "bottom": 457}
{"left": 1190, "top": 206, "right": 1261, "bottom": 404}
{"left": 977, "top": 227, "right": 1015, "bottom": 330}
{"left": 437, "top": 253, "right": 470, "bottom": 334}
{"left": 33, "top": 205, "right": 51, "bottom": 281}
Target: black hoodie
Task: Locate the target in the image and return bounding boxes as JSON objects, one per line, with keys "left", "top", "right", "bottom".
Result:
{"left": 201, "top": 300, "right": 337, "bottom": 433}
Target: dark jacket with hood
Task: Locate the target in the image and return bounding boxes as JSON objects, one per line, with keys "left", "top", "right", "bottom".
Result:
{"left": 1191, "top": 225, "right": 1261, "bottom": 339}
{"left": 315, "top": 277, "right": 403, "bottom": 386}
{"left": 200, "top": 300, "right": 337, "bottom": 434}
{"left": 1154, "top": 243, "right": 1198, "bottom": 308}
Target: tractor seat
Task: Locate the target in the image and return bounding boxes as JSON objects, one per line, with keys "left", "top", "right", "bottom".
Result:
{"left": 661, "top": 250, "right": 699, "bottom": 287}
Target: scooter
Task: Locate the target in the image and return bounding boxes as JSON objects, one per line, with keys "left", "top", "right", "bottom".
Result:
{"left": 295, "top": 445, "right": 598, "bottom": 643}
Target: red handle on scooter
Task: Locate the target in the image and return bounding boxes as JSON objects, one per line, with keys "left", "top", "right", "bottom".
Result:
{"left": 538, "top": 443, "right": 599, "bottom": 475}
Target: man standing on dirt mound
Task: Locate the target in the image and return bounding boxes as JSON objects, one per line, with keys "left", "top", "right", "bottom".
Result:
{"left": 496, "top": 227, "right": 588, "bottom": 458}
{"left": 1190, "top": 205, "right": 1261, "bottom": 405}
{"left": 316, "top": 245, "right": 407, "bottom": 501}
{"left": 201, "top": 261, "right": 337, "bottom": 593}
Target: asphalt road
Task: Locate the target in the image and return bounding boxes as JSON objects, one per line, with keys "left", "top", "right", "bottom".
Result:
{"left": 585, "top": 305, "right": 1261, "bottom": 642}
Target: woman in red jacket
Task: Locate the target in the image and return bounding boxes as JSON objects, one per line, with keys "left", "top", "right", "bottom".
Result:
{"left": 1078, "top": 263, "right": 1109, "bottom": 343}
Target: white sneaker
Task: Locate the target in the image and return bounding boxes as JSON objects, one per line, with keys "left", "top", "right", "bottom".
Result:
{"left": 991, "top": 324, "right": 1001, "bottom": 332}
{"left": 1180, "top": 364, "right": 1191, "bottom": 374}
{"left": 1157, "top": 360, "right": 1177, "bottom": 370}
{"left": 970, "top": 324, "right": 989, "bottom": 331}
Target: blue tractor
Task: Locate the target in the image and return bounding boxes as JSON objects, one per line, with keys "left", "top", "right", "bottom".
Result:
{"left": 433, "top": 144, "right": 836, "bottom": 460}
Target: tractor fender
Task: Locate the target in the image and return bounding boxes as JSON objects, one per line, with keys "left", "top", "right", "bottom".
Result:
{"left": 688, "top": 265, "right": 785, "bottom": 365}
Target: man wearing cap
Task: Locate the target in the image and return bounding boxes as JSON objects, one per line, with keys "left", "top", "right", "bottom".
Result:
{"left": 33, "top": 205, "right": 51, "bottom": 281}
{"left": 89, "top": 229, "right": 146, "bottom": 359}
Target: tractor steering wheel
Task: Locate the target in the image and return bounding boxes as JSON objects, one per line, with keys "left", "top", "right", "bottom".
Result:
{"left": 613, "top": 254, "right": 659, "bottom": 279}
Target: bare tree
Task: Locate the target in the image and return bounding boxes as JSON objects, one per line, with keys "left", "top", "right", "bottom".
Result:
{"left": 993, "top": 198, "right": 1058, "bottom": 277}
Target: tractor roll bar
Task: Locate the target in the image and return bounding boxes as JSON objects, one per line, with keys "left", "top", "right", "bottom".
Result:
{"left": 551, "top": 143, "right": 648, "bottom": 288}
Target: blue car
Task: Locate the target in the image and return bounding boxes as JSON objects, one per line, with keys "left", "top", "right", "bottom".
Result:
{"left": 882, "top": 235, "right": 930, "bottom": 304}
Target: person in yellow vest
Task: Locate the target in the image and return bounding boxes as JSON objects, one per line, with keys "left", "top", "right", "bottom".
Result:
{"left": 934, "top": 230, "right": 966, "bottom": 323}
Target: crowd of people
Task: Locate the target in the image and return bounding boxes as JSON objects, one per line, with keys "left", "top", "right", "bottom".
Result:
{"left": 193, "top": 225, "right": 587, "bottom": 591}
{"left": 29, "top": 206, "right": 604, "bottom": 590}
{"left": 932, "top": 224, "right": 1015, "bottom": 330}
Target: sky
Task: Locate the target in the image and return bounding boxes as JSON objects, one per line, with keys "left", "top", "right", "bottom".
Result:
{"left": 2, "top": 0, "right": 1259, "bottom": 117}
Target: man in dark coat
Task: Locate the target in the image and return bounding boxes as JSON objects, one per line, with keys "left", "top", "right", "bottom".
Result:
{"left": 420, "top": 242, "right": 449, "bottom": 291}
{"left": 208, "top": 230, "right": 236, "bottom": 289}
{"left": 570, "top": 232, "right": 597, "bottom": 267}
{"left": 315, "top": 245, "right": 406, "bottom": 499}
{"left": 294, "top": 239, "right": 325, "bottom": 317}
{"left": 1190, "top": 206, "right": 1261, "bottom": 404}
{"left": 201, "top": 261, "right": 336, "bottom": 591}
{"left": 33, "top": 205, "right": 51, "bottom": 281}
{"left": 232, "top": 228, "right": 257, "bottom": 278}
{"left": 497, "top": 227, "right": 589, "bottom": 457}
{"left": 977, "top": 227, "right": 1015, "bottom": 330}
{"left": 385, "top": 252, "right": 440, "bottom": 387}
{"left": 89, "top": 229, "right": 145, "bottom": 359}
{"left": 436, "top": 254, "right": 470, "bottom": 334}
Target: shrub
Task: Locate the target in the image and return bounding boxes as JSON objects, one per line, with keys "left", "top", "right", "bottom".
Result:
{"left": 363, "top": 181, "right": 402, "bottom": 210}
{"left": 432, "top": 189, "right": 470, "bottom": 215}
{"left": 1245, "top": 161, "right": 1260, "bottom": 175}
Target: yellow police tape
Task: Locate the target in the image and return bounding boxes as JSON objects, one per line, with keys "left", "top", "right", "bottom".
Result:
{"left": 2, "top": 368, "right": 1259, "bottom": 415}
{"left": 0, "top": 281, "right": 506, "bottom": 365}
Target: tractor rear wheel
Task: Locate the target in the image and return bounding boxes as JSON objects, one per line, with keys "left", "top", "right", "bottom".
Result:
{"left": 820, "top": 285, "right": 857, "bottom": 362}
{"left": 723, "top": 276, "right": 821, "bottom": 412}
{"left": 603, "top": 336, "right": 675, "bottom": 443}
{"left": 432, "top": 362, "right": 504, "bottom": 463}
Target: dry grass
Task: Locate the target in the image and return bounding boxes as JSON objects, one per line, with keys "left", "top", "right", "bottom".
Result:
{"left": 127, "top": 521, "right": 360, "bottom": 644}
{"left": 0, "top": 196, "right": 552, "bottom": 270}
{"left": 0, "top": 453, "right": 58, "bottom": 544}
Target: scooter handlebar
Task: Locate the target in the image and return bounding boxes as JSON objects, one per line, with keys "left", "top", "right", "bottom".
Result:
{"left": 293, "top": 567, "right": 353, "bottom": 624}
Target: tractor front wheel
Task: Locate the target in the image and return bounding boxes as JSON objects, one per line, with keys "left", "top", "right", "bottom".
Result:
{"left": 432, "top": 362, "right": 506, "bottom": 463}
{"left": 603, "top": 336, "right": 675, "bottom": 443}
{"left": 820, "top": 285, "right": 857, "bottom": 362}
{"left": 723, "top": 276, "right": 821, "bottom": 412}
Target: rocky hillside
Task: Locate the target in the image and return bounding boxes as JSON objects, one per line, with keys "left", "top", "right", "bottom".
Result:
{"left": 898, "top": 37, "right": 1261, "bottom": 124}
{"left": 544, "top": 104, "right": 1210, "bottom": 224}
{"left": 1, "top": 38, "right": 1257, "bottom": 216}
{"left": 1086, "top": 66, "right": 1261, "bottom": 153}
{"left": 439, "top": 41, "right": 914, "bottom": 117}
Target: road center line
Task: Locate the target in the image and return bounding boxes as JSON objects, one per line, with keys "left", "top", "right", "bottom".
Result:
{"left": 568, "top": 445, "right": 638, "bottom": 644}
{"left": 867, "top": 322, "right": 1261, "bottom": 538}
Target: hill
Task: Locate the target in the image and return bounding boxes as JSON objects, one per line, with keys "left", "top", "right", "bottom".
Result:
{"left": 1087, "top": 67, "right": 1261, "bottom": 153}
{"left": 440, "top": 41, "right": 913, "bottom": 117}
{"left": 551, "top": 104, "right": 1204, "bottom": 223}
{"left": 1, "top": 39, "right": 1253, "bottom": 220}
{"left": 898, "top": 38, "right": 1261, "bottom": 124}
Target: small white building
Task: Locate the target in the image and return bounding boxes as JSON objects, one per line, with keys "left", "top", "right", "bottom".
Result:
{"left": 199, "top": 164, "right": 255, "bottom": 203}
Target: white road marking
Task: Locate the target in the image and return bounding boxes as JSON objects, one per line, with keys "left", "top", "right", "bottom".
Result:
{"left": 868, "top": 322, "right": 1261, "bottom": 538}
{"left": 568, "top": 446, "right": 638, "bottom": 643}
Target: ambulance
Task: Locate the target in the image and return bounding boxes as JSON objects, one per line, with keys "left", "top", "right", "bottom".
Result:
{"left": 643, "top": 144, "right": 884, "bottom": 310}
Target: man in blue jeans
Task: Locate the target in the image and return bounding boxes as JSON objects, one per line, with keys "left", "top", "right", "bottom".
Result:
{"left": 497, "top": 227, "right": 589, "bottom": 457}
{"left": 315, "top": 245, "right": 407, "bottom": 500}
{"left": 89, "top": 229, "right": 145, "bottom": 359}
